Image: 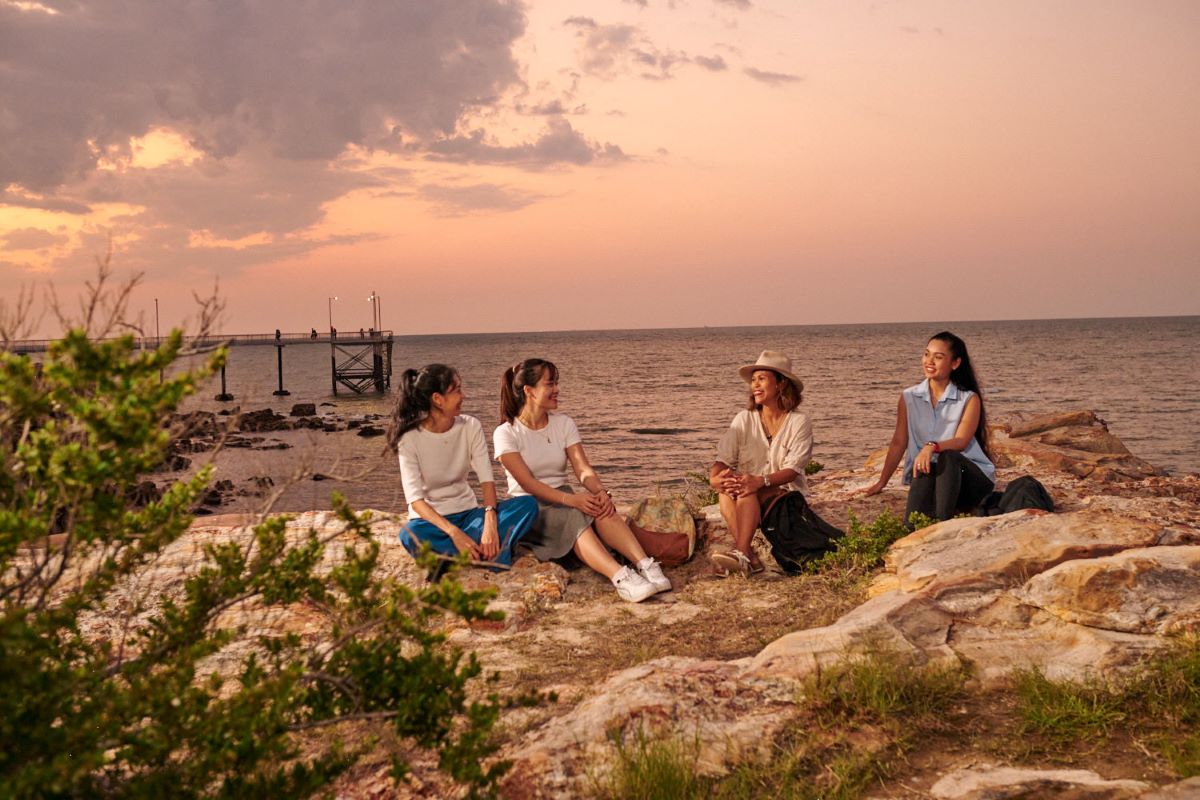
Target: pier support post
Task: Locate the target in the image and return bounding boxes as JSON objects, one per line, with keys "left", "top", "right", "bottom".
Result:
{"left": 214, "top": 363, "right": 234, "bottom": 401}
{"left": 272, "top": 344, "right": 290, "bottom": 396}
{"left": 331, "top": 347, "right": 338, "bottom": 396}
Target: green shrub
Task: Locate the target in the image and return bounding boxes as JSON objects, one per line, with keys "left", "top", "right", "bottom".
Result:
{"left": 810, "top": 510, "right": 911, "bottom": 574}
{"left": 0, "top": 324, "right": 519, "bottom": 797}
{"left": 805, "top": 460, "right": 823, "bottom": 476}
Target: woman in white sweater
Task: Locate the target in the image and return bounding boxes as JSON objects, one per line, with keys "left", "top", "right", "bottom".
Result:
{"left": 709, "top": 350, "right": 813, "bottom": 577}
{"left": 387, "top": 364, "right": 537, "bottom": 576}
{"left": 494, "top": 358, "right": 670, "bottom": 603}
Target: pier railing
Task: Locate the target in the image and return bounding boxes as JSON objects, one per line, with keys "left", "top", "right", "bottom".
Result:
{"left": 5, "top": 331, "right": 396, "bottom": 398}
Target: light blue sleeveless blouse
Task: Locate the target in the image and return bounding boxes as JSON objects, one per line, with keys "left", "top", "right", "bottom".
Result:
{"left": 901, "top": 379, "right": 995, "bottom": 485}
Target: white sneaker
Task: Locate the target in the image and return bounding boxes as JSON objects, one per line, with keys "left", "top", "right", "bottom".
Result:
{"left": 612, "top": 566, "right": 657, "bottom": 603}
{"left": 636, "top": 557, "right": 672, "bottom": 594}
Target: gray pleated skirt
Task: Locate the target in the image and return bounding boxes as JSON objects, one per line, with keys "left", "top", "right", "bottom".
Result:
{"left": 518, "top": 485, "right": 593, "bottom": 560}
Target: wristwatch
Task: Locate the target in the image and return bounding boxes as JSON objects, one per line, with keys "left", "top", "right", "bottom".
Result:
{"left": 762, "top": 472, "right": 772, "bottom": 488}
{"left": 925, "top": 441, "right": 941, "bottom": 453}
{"left": 483, "top": 505, "right": 497, "bottom": 514}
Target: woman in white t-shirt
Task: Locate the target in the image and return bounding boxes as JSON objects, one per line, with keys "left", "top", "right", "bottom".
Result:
{"left": 709, "top": 350, "right": 814, "bottom": 577}
{"left": 387, "top": 364, "right": 537, "bottom": 577}
{"left": 494, "top": 358, "right": 670, "bottom": 603}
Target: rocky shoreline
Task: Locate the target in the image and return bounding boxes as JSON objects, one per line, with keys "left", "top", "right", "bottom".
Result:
{"left": 100, "top": 409, "right": 1200, "bottom": 797}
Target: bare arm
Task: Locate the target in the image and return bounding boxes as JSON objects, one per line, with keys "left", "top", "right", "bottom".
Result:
{"left": 565, "top": 443, "right": 615, "bottom": 518}
{"left": 478, "top": 481, "right": 499, "bottom": 560}
{"left": 910, "top": 394, "right": 982, "bottom": 478}
{"left": 863, "top": 395, "right": 908, "bottom": 495}
{"left": 408, "top": 499, "right": 481, "bottom": 559}
{"left": 498, "top": 451, "right": 606, "bottom": 516}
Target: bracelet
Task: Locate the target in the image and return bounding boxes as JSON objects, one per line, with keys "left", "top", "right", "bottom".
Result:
{"left": 762, "top": 473, "right": 772, "bottom": 488}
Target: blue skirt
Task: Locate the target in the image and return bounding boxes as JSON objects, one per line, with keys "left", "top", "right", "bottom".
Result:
{"left": 398, "top": 495, "right": 538, "bottom": 569}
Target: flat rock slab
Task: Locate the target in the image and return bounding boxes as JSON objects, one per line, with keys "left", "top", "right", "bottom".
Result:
{"left": 930, "top": 764, "right": 1150, "bottom": 799}
{"left": 879, "top": 510, "right": 1164, "bottom": 613}
{"left": 747, "top": 590, "right": 957, "bottom": 682}
{"left": 1017, "top": 545, "right": 1200, "bottom": 635}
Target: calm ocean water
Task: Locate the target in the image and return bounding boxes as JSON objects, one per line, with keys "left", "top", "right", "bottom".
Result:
{"left": 176, "top": 317, "right": 1200, "bottom": 513}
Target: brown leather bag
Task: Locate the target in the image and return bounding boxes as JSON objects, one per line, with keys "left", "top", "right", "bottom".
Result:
{"left": 627, "top": 521, "right": 692, "bottom": 567}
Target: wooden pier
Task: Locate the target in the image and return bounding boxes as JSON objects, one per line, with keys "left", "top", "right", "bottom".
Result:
{"left": 4, "top": 330, "right": 395, "bottom": 399}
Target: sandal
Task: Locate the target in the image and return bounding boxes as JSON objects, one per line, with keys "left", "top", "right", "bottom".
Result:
{"left": 710, "top": 549, "right": 753, "bottom": 578}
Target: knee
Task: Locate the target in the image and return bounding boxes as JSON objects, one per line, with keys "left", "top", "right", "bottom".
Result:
{"left": 938, "top": 450, "right": 967, "bottom": 469}
{"left": 508, "top": 495, "right": 538, "bottom": 518}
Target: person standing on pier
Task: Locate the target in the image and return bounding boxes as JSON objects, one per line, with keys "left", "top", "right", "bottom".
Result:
{"left": 388, "top": 364, "right": 537, "bottom": 577}
{"left": 494, "top": 358, "right": 671, "bottom": 603}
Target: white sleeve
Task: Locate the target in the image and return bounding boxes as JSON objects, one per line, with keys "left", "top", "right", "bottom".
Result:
{"left": 493, "top": 422, "right": 520, "bottom": 457}
{"left": 466, "top": 417, "right": 495, "bottom": 483}
{"left": 779, "top": 413, "right": 813, "bottom": 473}
{"left": 715, "top": 414, "right": 742, "bottom": 466}
{"left": 560, "top": 415, "right": 583, "bottom": 448}
{"left": 396, "top": 433, "right": 427, "bottom": 504}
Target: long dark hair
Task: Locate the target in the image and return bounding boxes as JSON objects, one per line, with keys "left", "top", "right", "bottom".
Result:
{"left": 386, "top": 363, "right": 459, "bottom": 449}
{"left": 500, "top": 358, "right": 558, "bottom": 424}
{"left": 929, "top": 331, "right": 990, "bottom": 458}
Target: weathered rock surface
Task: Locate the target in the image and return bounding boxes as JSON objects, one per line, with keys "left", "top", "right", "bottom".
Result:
{"left": 929, "top": 764, "right": 1150, "bottom": 799}
{"left": 1016, "top": 545, "right": 1200, "bottom": 635}
{"left": 992, "top": 410, "right": 1162, "bottom": 482}
{"left": 872, "top": 510, "right": 1165, "bottom": 613}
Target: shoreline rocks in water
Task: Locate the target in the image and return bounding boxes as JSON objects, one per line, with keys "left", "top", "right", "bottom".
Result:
{"left": 105, "top": 409, "right": 1200, "bottom": 796}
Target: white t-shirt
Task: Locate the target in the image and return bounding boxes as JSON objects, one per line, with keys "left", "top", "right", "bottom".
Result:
{"left": 397, "top": 415, "right": 494, "bottom": 515}
{"left": 493, "top": 413, "right": 583, "bottom": 497}
{"left": 715, "top": 409, "right": 813, "bottom": 493}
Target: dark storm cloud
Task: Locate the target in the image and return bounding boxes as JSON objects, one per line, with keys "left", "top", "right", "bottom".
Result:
{"left": 0, "top": 1, "right": 528, "bottom": 192}
{"left": 425, "top": 119, "right": 626, "bottom": 169}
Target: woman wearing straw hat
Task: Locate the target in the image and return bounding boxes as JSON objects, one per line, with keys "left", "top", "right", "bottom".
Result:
{"left": 709, "top": 350, "right": 813, "bottom": 577}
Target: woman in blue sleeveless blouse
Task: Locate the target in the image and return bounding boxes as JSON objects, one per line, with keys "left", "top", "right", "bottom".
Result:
{"left": 863, "top": 331, "right": 995, "bottom": 523}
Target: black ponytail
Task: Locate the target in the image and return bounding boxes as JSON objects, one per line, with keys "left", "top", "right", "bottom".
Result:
{"left": 386, "top": 364, "right": 459, "bottom": 450}
{"left": 500, "top": 358, "right": 558, "bottom": 424}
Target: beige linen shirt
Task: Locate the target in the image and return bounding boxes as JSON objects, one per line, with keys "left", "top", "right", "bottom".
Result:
{"left": 715, "top": 409, "right": 813, "bottom": 494}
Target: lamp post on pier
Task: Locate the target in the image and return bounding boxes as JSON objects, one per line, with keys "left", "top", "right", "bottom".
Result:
{"left": 328, "top": 296, "right": 338, "bottom": 335}
{"left": 367, "top": 291, "right": 381, "bottom": 333}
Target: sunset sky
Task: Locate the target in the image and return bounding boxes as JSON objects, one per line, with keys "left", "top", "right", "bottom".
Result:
{"left": 2, "top": 0, "right": 1198, "bottom": 337}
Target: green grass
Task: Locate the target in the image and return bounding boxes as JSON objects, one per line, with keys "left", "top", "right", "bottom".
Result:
{"left": 807, "top": 649, "right": 966, "bottom": 724}
{"left": 601, "top": 649, "right": 966, "bottom": 800}
{"left": 591, "top": 729, "right": 706, "bottom": 800}
{"left": 1013, "top": 668, "right": 1127, "bottom": 745}
{"left": 1011, "top": 637, "right": 1200, "bottom": 776}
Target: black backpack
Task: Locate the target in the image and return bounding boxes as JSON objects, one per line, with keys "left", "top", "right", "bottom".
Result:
{"left": 976, "top": 475, "right": 1055, "bottom": 516}
{"left": 760, "top": 492, "right": 845, "bottom": 574}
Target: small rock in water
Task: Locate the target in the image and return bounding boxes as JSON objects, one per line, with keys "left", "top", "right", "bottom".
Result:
{"left": 357, "top": 425, "right": 385, "bottom": 438}
{"left": 290, "top": 403, "right": 317, "bottom": 417}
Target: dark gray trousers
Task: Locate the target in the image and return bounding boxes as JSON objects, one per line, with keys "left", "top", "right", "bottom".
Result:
{"left": 905, "top": 450, "right": 994, "bottom": 523}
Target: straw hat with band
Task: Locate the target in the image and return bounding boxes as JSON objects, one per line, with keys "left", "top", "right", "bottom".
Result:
{"left": 738, "top": 350, "right": 804, "bottom": 393}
